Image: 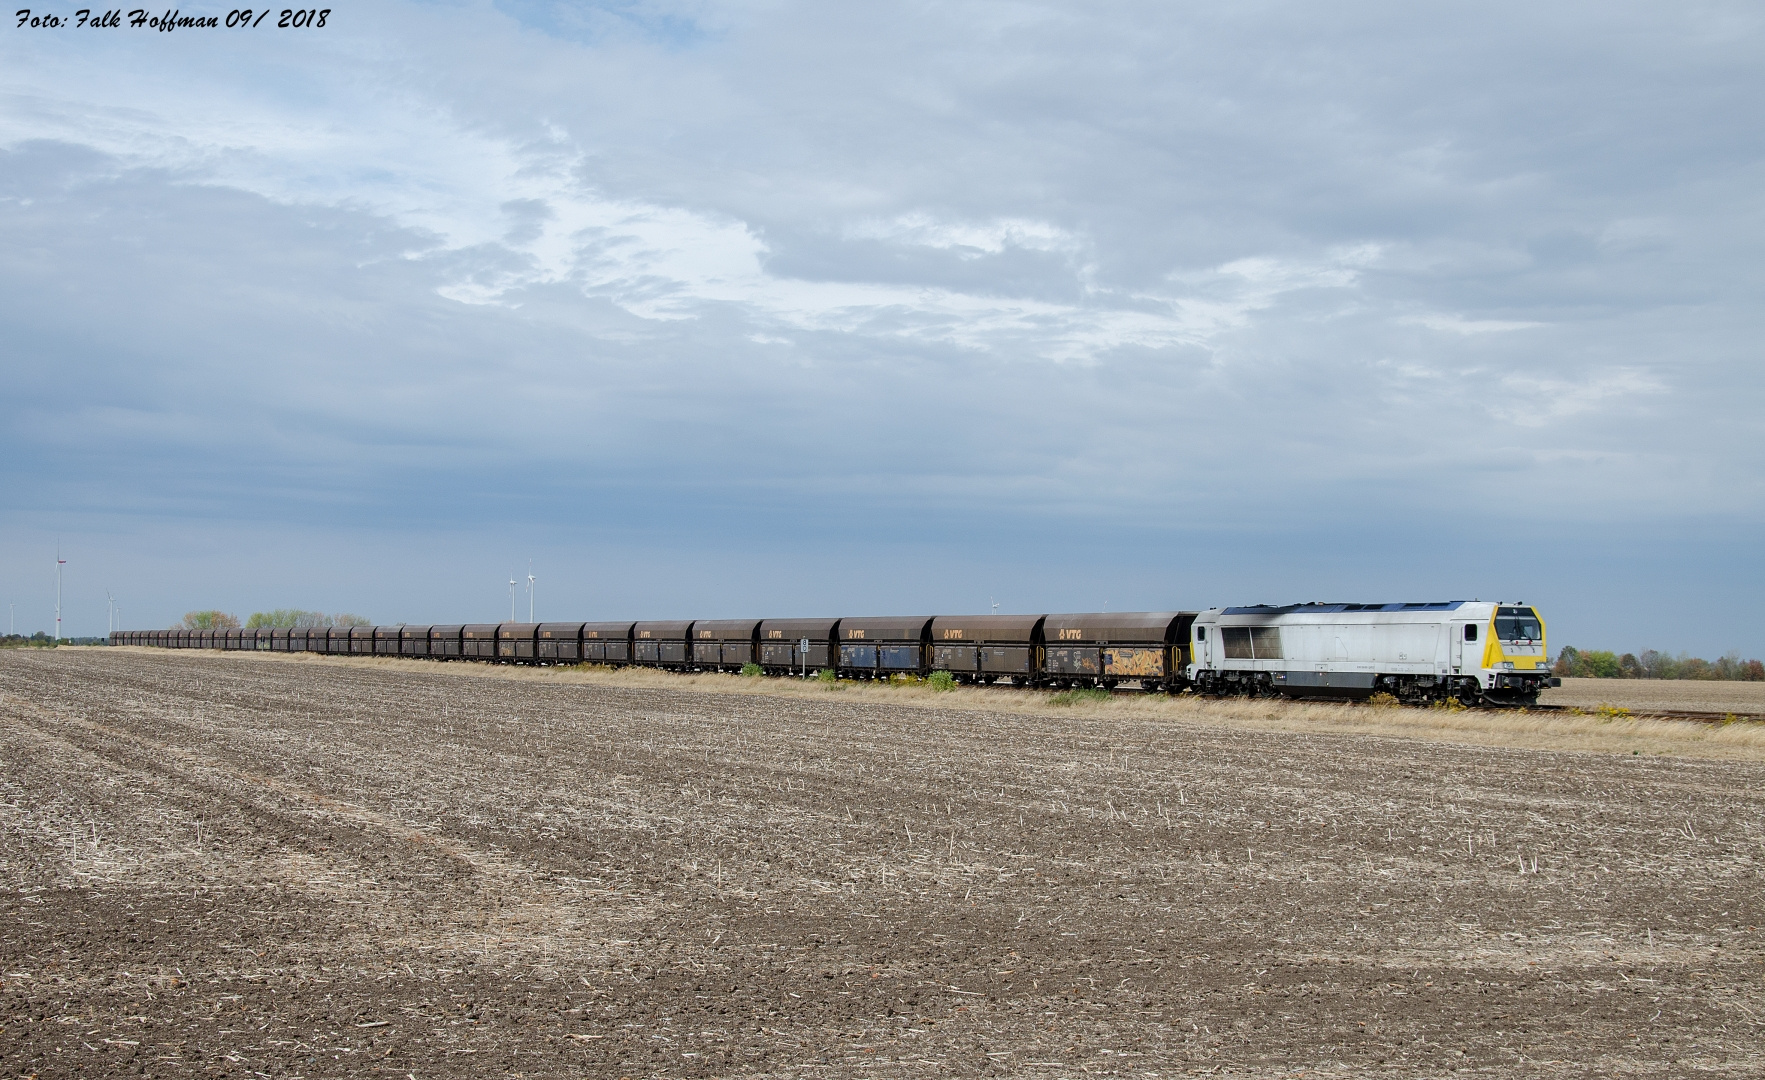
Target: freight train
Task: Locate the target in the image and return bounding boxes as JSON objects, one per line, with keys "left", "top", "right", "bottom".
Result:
{"left": 115, "top": 600, "right": 1558, "bottom": 705}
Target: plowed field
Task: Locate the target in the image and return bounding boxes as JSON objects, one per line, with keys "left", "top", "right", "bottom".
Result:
{"left": 3, "top": 649, "right": 1763, "bottom": 1078}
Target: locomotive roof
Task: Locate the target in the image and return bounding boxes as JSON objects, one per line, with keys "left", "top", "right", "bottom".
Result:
{"left": 1220, "top": 601, "right": 1468, "bottom": 615}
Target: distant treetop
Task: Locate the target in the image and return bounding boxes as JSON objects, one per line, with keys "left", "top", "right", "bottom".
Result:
{"left": 1555, "top": 645, "right": 1763, "bottom": 681}
{"left": 244, "top": 609, "right": 372, "bottom": 629}
{"left": 181, "top": 610, "right": 240, "bottom": 630}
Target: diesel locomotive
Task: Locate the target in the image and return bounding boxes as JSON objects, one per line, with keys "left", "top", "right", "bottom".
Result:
{"left": 116, "top": 600, "right": 1557, "bottom": 705}
{"left": 1188, "top": 601, "right": 1555, "bottom": 706}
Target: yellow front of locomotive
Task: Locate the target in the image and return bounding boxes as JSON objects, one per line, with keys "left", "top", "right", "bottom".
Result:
{"left": 1479, "top": 604, "right": 1554, "bottom": 702}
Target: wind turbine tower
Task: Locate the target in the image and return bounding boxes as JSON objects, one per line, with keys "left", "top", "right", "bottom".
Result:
{"left": 55, "top": 543, "right": 66, "bottom": 643}
{"left": 527, "top": 562, "right": 535, "bottom": 622}
{"left": 508, "top": 575, "right": 517, "bottom": 621}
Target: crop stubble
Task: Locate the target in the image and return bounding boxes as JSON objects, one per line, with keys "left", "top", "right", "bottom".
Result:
{"left": 2, "top": 649, "right": 1763, "bottom": 1078}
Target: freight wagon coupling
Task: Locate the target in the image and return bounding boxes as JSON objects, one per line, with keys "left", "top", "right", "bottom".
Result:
{"left": 117, "top": 599, "right": 1556, "bottom": 706}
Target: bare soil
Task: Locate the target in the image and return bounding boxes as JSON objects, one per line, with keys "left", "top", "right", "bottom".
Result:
{"left": 3, "top": 649, "right": 1764, "bottom": 1078}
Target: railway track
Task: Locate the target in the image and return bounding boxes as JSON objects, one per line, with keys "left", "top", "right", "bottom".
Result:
{"left": 1531, "top": 703, "right": 1765, "bottom": 725}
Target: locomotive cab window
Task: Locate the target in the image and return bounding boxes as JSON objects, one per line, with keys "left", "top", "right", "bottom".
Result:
{"left": 1464, "top": 624, "right": 1477, "bottom": 642}
{"left": 1495, "top": 607, "right": 1542, "bottom": 642}
{"left": 1195, "top": 626, "right": 1205, "bottom": 640}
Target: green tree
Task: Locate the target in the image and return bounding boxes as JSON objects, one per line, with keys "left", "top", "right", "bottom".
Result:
{"left": 181, "top": 610, "right": 240, "bottom": 630}
{"left": 1552, "top": 647, "right": 1620, "bottom": 678}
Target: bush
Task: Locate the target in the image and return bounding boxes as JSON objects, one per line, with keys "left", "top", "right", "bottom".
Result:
{"left": 1365, "top": 691, "right": 1400, "bottom": 709}
{"left": 928, "top": 670, "right": 956, "bottom": 692}
{"left": 816, "top": 668, "right": 837, "bottom": 684}
{"left": 740, "top": 662, "right": 763, "bottom": 677}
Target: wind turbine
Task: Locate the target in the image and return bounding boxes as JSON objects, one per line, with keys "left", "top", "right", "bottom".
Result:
{"left": 107, "top": 591, "right": 116, "bottom": 636}
{"left": 508, "top": 575, "right": 517, "bottom": 621}
{"left": 55, "top": 541, "right": 66, "bottom": 643}
{"left": 527, "top": 562, "right": 535, "bottom": 622}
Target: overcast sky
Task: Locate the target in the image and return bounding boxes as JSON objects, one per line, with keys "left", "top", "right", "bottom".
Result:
{"left": 3, "top": 1, "right": 1761, "bottom": 655}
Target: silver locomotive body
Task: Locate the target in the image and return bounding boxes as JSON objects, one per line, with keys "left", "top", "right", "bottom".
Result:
{"left": 1188, "top": 601, "right": 1556, "bottom": 706}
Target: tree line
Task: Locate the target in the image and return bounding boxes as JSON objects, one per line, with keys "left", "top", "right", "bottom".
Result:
{"left": 179, "top": 609, "right": 370, "bottom": 630}
{"left": 1554, "top": 646, "right": 1765, "bottom": 681}
{"left": 1, "top": 632, "right": 59, "bottom": 648}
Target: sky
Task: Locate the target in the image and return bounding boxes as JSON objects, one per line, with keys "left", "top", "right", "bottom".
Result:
{"left": 2, "top": 1, "right": 1761, "bottom": 655}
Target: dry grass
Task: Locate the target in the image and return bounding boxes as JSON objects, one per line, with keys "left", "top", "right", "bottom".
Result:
{"left": 112, "top": 646, "right": 1765, "bottom": 761}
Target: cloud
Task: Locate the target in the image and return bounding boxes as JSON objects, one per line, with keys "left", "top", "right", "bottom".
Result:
{"left": 1403, "top": 314, "right": 1544, "bottom": 335}
{"left": 2, "top": 0, "right": 1763, "bottom": 647}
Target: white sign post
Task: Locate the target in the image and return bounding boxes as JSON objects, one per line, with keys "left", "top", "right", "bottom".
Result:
{"left": 801, "top": 637, "right": 811, "bottom": 678}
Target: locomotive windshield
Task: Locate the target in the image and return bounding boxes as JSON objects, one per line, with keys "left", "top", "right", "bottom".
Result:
{"left": 1495, "top": 607, "right": 1542, "bottom": 642}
